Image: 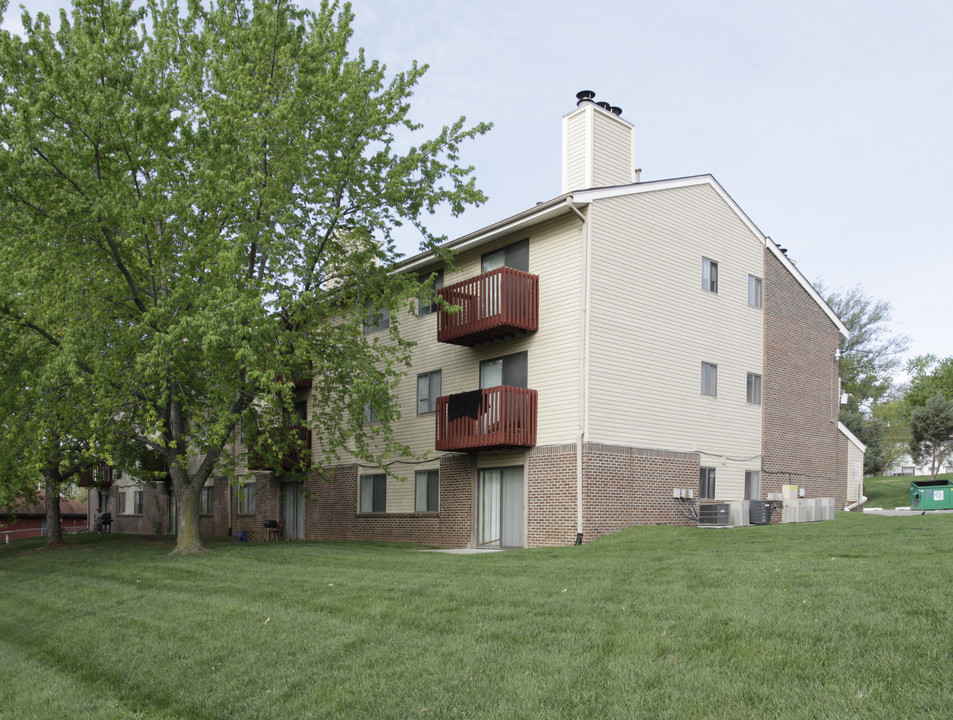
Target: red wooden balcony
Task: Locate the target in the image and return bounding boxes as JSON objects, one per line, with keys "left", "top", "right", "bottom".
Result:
{"left": 437, "top": 266, "right": 538, "bottom": 346}
{"left": 78, "top": 463, "right": 113, "bottom": 488}
{"left": 248, "top": 425, "right": 312, "bottom": 472}
{"left": 435, "top": 386, "right": 537, "bottom": 452}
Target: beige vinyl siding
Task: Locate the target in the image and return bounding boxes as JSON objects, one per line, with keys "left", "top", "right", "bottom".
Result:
{"left": 563, "top": 111, "right": 589, "bottom": 193}
{"left": 846, "top": 438, "right": 865, "bottom": 503}
{"left": 327, "top": 213, "right": 585, "bottom": 470}
{"left": 586, "top": 184, "right": 764, "bottom": 501}
{"left": 590, "top": 112, "right": 634, "bottom": 188}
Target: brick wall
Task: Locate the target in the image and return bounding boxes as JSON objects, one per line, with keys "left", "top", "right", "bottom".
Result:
{"left": 107, "top": 483, "right": 171, "bottom": 535}
{"left": 763, "top": 249, "right": 847, "bottom": 507}
{"left": 303, "top": 454, "right": 475, "bottom": 547}
{"left": 527, "top": 442, "right": 700, "bottom": 546}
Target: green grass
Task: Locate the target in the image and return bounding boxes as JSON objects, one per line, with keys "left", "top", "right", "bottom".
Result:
{"left": 864, "top": 472, "right": 952, "bottom": 508}
{"left": 2, "top": 515, "right": 953, "bottom": 719}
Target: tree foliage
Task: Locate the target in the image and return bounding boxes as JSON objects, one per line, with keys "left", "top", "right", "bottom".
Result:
{"left": 909, "top": 394, "right": 953, "bottom": 481}
{"left": 904, "top": 355, "right": 953, "bottom": 413}
{"left": 820, "top": 284, "right": 909, "bottom": 413}
{"left": 0, "top": 0, "right": 489, "bottom": 554}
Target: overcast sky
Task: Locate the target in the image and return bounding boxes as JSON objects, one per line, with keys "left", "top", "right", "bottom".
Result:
{"left": 5, "top": 0, "right": 952, "bottom": 372}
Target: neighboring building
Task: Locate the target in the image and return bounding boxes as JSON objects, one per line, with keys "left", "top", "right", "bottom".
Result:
{"left": 1, "top": 493, "right": 88, "bottom": 541}
{"left": 94, "top": 92, "right": 865, "bottom": 547}
{"left": 883, "top": 454, "right": 953, "bottom": 477}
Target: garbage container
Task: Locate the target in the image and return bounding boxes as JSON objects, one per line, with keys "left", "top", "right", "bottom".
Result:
{"left": 910, "top": 479, "right": 953, "bottom": 510}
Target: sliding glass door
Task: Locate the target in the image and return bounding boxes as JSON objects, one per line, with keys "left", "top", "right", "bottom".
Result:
{"left": 478, "top": 467, "right": 524, "bottom": 548}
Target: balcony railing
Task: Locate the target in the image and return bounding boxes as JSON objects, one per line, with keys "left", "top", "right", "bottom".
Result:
{"left": 78, "top": 463, "right": 113, "bottom": 488}
{"left": 435, "top": 386, "right": 537, "bottom": 452}
{"left": 248, "top": 425, "right": 312, "bottom": 473}
{"left": 437, "top": 266, "right": 538, "bottom": 346}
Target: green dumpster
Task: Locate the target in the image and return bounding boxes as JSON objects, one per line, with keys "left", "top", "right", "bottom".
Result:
{"left": 910, "top": 479, "right": 953, "bottom": 510}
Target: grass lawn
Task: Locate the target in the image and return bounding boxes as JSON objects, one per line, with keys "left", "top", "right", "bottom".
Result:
{"left": 2, "top": 513, "right": 952, "bottom": 719}
{"left": 864, "top": 473, "right": 952, "bottom": 509}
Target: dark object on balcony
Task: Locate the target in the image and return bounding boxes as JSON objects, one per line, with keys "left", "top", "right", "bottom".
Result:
{"left": 437, "top": 266, "right": 538, "bottom": 346}
{"left": 436, "top": 386, "right": 537, "bottom": 451}
{"left": 78, "top": 463, "right": 113, "bottom": 488}
{"left": 447, "top": 389, "right": 483, "bottom": 421}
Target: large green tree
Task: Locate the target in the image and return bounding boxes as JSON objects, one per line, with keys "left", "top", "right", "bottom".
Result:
{"left": 904, "top": 355, "right": 953, "bottom": 412}
{"left": 820, "top": 284, "right": 909, "bottom": 413}
{"left": 909, "top": 394, "right": 953, "bottom": 481}
{"left": 0, "top": 0, "right": 488, "bottom": 554}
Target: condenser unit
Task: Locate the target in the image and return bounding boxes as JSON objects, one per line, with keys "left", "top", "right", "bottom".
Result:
{"left": 698, "top": 503, "right": 731, "bottom": 527}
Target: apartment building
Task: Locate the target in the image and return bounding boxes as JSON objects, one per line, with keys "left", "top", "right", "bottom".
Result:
{"left": 94, "top": 93, "right": 864, "bottom": 546}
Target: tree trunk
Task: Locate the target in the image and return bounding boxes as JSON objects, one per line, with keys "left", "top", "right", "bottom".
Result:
{"left": 43, "top": 472, "right": 63, "bottom": 546}
{"left": 172, "top": 477, "right": 206, "bottom": 555}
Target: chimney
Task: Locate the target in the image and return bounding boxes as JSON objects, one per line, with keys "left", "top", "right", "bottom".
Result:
{"left": 562, "top": 91, "right": 636, "bottom": 193}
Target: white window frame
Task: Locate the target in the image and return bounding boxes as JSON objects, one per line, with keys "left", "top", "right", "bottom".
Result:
{"left": 748, "top": 274, "right": 763, "bottom": 308}
{"left": 701, "top": 362, "right": 718, "bottom": 397}
{"left": 118, "top": 492, "right": 127, "bottom": 515}
{"left": 417, "top": 370, "right": 442, "bottom": 415}
{"left": 744, "top": 470, "right": 761, "bottom": 499}
{"left": 747, "top": 373, "right": 762, "bottom": 405}
{"left": 702, "top": 257, "right": 718, "bottom": 293}
{"left": 419, "top": 269, "right": 444, "bottom": 316}
{"left": 415, "top": 470, "right": 439, "bottom": 512}
{"left": 239, "top": 482, "right": 256, "bottom": 515}
{"left": 362, "top": 302, "right": 390, "bottom": 334}
{"left": 200, "top": 485, "right": 214, "bottom": 515}
{"left": 699, "top": 467, "right": 716, "bottom": 499}
{"left": 360, "top": 474, "right": 387, "bottom": 513}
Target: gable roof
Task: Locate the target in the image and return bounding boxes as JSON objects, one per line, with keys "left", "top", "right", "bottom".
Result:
{"left": 3, "top": 493, "right": 89, "bottom": 518}
{"left": 399, "top": 174, "right": 849, "bottom": 340}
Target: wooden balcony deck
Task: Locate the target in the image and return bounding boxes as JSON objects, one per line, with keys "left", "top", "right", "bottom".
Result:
{"left": 437, "top": 266, "right": 538, "bottom": 346}
{"left": 248, "top": 425, "right": 312, "bottom": 472}
{"left": 435, "top": 386, "right": 537, "bottom": 452}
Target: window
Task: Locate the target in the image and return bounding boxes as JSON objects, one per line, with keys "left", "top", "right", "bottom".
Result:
{"left": 415, "top": 470, "right": 439, "bottom": 512}
{"left": 747, "top": 373, "right": 762, "bottom": 405}
{"left": 133, "top": 490, "right": 143, "bottom": 515}
{"left": 363, "top": 301, "right": 390, "bottom": 334}
{"left": 118, "top": 492, "right": 127, "bottom": 515}
{"left": 480, "top": 351, "right": 528, "bottom": 389}
{"left": 748, "top": 275, "right": 763, "bottom": 308}
{"left": 417, "top": 370, "right": 442, "bottom": 415}
{"left": 200, "top": 485, "right": 214, "bottom": 515}
{"left": 699, "top": 468, "right": 716, "bottom": 499}
{"left": 419, "top": 269, "right": 444, "bottom": 316}
{"left": 360, "top": 474, "right": 386, "bottom": 513}
{"left": 239, "top": 483, "right": 256, "bottom": 515}
{"left": 482, "top": 238, "right": 529, "bottom": 273}
{"left": 702, "top": 257, "right": 718, "bottom": 293}
{"left": 745, "top": 471, "right": 761, "bottom": 499}
{"left": 363, "top": 403, "right": 378, "bottom": 425}
{"left": 701, "top": 362, "right": 717, "bottom": 397}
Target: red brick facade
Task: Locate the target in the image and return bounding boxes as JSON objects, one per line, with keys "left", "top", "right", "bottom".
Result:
{"left": 762, "top": 249, "right": 848, "bottom": 508}
{"left": 528, "top": 442, "right": 701, "bottom": 546}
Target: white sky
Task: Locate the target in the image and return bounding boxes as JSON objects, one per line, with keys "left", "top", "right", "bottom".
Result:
{"left": 5, "top": 0, "right": 952, "bottom": 370}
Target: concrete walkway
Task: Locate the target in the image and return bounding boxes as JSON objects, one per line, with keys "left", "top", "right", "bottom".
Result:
{"left": 419, "top": 547, "right": 505, "bottom": 554}
{"left": 863, "top": 507, "right": 953, "bottom": 516}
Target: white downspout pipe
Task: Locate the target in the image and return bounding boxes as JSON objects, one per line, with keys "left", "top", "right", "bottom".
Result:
{"left": 845, "top": 495, "right": 867, "bottom": 512}
{"left": 567, "top": 197, "right": 589, "bottom": 544}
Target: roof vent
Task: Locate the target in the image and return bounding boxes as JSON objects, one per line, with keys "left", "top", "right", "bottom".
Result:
{"left": 576, "top": 90, "right": 596, "bottom": 106}
{"left": 596, "top": 101, "right": 612, "bottom": 111}
{"left": 609, "top": 106, "right": 622, "bottom": 116}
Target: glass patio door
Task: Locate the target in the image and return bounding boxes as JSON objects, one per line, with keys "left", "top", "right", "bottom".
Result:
{"left": 281, "top": 482, "right": 305, "bottom": 540}
{"left": 478, "top": 467, "right": 524, "bottom": 548}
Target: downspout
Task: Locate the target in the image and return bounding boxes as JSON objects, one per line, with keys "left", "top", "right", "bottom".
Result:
{"left": 567, "top": 197, "right": 589, "bottom": 545}
{"left": 845, "top": 495, "right": 867, "bottom": 512}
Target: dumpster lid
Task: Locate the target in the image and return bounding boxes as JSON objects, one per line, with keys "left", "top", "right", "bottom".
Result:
{"left": 910, "top": 479, "right": 953, "bottom": 488}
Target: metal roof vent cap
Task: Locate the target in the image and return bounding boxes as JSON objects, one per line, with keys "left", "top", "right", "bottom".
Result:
{"left": 609, "top": 106, "right": 623, "bottom": 116}
{"left": 596, "top": 101, "right": 611, "bottom": 111}
{"left": 576, "top": 90, "right": 596, "bottom": 106}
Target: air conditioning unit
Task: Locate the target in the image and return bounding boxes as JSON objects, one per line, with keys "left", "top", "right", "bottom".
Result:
{"left": 728, "top": 501, "right": 750, "bottom": 527}
{"left": 749, "top": 500, "right": 772, "bottom": 525}
{"left": 698, "top": 503, "right": 731, "bottom": 527}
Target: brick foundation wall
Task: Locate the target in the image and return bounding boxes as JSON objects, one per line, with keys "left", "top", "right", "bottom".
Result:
{"left": 303, "top": 455, "right": 474, "bottom": 547}
{"left": 527, "top": 443, "right": 700, "bottom": 546}
{"left": 763, "top": 250, "right": 847, "bottom": 507}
